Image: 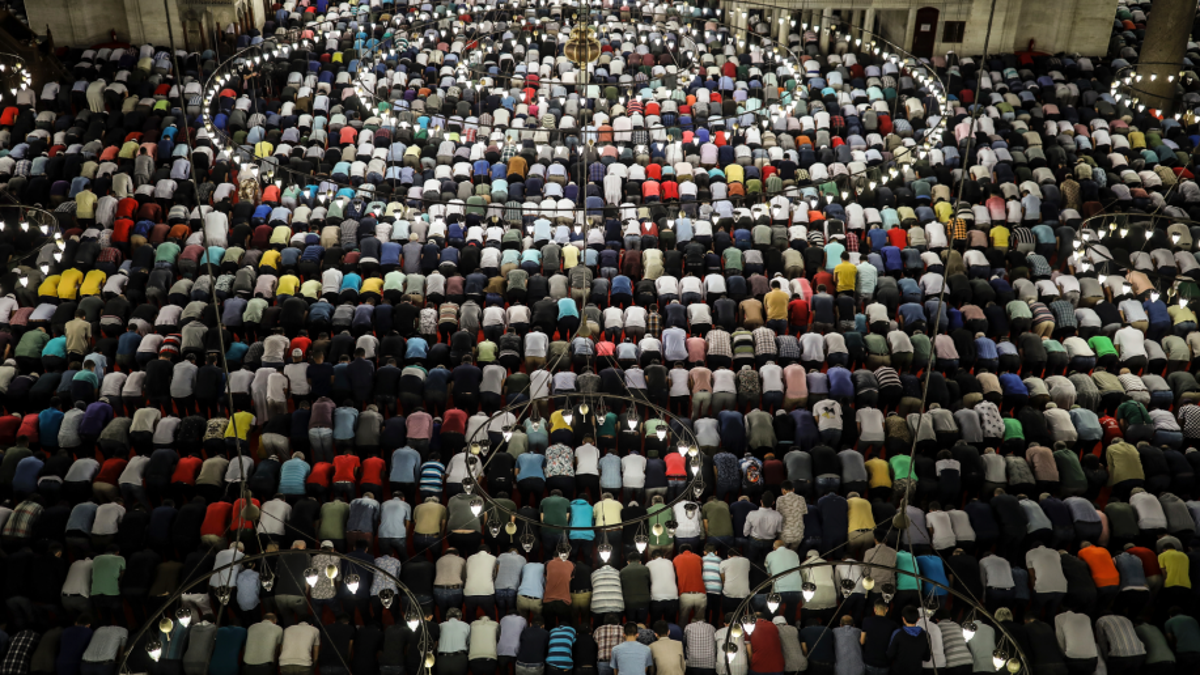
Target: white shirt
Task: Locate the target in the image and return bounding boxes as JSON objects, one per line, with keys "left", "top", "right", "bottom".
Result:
{"left": 646, "top": 557, "right": 679, "bottom": 600}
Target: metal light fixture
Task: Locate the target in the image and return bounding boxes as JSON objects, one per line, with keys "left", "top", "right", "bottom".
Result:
{"left": 176, "top": 607, "right": 192, "bottom": 628}
{"left": 740, "top": 614, "right": 756, "bottom": 635}
{"left": 802, "top": 581, "right": 817, "bottom": 602}
{"left": 634, "top": 534, "right": 649, "bottom": 553}
{"left": 305, "top": 567, "right": 319, "bottom": 587}
{"left": 470, "top": 496, "right": 485, "bottom": 516}
{"left": 158, "top": 616, "right": 173, "bottom": 634}
{"left": 380, "top": 588, "right": 396, "bottom": 609}
{"left": 766, "top": 592, "right": 782, "bottom": 613}
{"left": 962, "top": 621, "right": 977, "bottom": 642}
{"left": 862, "top": 576, "right": 875, "bottom": 591}
{"left": 505, "top": 521, "right": 518, "bottom": 536}
{"left": 406, "top": 604, "right": 420, "bottom": 629}
{"left": 598, "top": 541, "right": 613, "bottom": 562}
{"left": 147, "top": 640, "right": 163, "bottom": 662}
{"left": 992, "top": 650, "right": 1007, "bottom": 670}
{"left": 345, "top": 574, "right": 361, "bottom": 594}
{"left": 563, "top": 409, "right": 574, "bottom": 425}
{"left": 325, "top": 564, "right": 339, "bottom": 581}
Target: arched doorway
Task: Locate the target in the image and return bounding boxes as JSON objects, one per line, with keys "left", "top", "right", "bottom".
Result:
{"left": 911, "top": 6, "right": 939, "bottom": 58}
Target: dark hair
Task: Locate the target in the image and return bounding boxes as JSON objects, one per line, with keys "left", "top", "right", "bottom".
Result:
{"left": 901, "top": 605, "right": 921, "bottom": 624}
{"left": 624, "top": 622, "right": 640, "bottom": 636}
{"left": 653, "top": 620, "right": 670, "bottom": 636}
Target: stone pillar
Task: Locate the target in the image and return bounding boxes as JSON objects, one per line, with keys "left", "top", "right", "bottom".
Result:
{"left": 903, "top": 7, "right": 918, "bottom": 52}
{"left": 818, "top": 7, "right": 833, "bottom": 53}
{"left": 777, "top": 7, "right": 790, "bottom": 44}
{"left": 863, "top": 8, "right": 876, "bottom": 41}
{"left": 1138, "top": 0, "right": 1196, "bottom": 113}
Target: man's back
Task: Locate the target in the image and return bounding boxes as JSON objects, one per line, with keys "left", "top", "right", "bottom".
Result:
{"left": 611, "top": 640, "right": 653, "bottom": 675}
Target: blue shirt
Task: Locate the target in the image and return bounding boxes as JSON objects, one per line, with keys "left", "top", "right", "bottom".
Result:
{"left": 547, "top": 626, "right": 577, "bottom": 669}
{"left": 568, "top": 499, "right": 595, "bottom": 540}
{"left": 516, "top": 453, "right": 545, "bottom": 481}
{"left": 608, "top": 640, "right": 653, "bottom": 675}
{"left": 236, "top": 569, "right": 260, "bottom": 610}
{"left": 916, "top": 555, "right": 949, "bottom": 596}
{"left": 389, "top": 446, "right": 422, "bottom": 484}
{"left": 517, "top": 562, "right": 546, "bottom": 598}
{"left": 333, "top": 406, "right": 359, "bottom": 440}
{"left": 279, "top": 458, "right": 311, "bottom": 495}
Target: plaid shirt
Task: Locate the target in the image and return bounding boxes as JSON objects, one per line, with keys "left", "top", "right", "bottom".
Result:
{"left": 500, "top": 144, "right": 518, "bottom": 161}
{"left": 594, "top": 624, "right": 622, "bottom": 662}
{"left": 1050, "top": 300, "right": 1078, "bottom": 328}
{"left": 706, "top": 329, "right": 732, "bottom": 358}
{"left": 97, "top": 247, "right": 123, "bottom": 267}
{"left": 752, "top": 327, "right": 777, "bottom": 355}
{"left": 1, "top": 630, "right": 38, "bottom": 674}
{"left": 950, "top": 218, "right": 969, "bottom": 241}
{"left": 647, "top": 310, "right": 662, "bottom": 338}
{"left": 589, "top": 162, "right": 606, "bottom": 182}
{"left": 844, "top": 231, "right": 859, "bottom": 253}
{"left": 1, "top": 501, "right": 41, "bottom": 538}
{"left": 776, "top": 335, "right": 800, "bottom": 360}
{"left": 684, "top": 622, "right": 717, "bottom": 669}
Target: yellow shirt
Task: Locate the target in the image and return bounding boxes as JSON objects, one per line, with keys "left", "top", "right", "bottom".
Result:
{"left": 74, "top": 191, "right": 97, "bottom": 219}
{"left": 549, "top": 410, "right": 573, "bottom": 433}
{"left": 865, "top": 458, "right": 893, "bottom": 488}
{"left": 562, "top": 245, "right": 580, "bottom": 270}
{"left": 276, "top": 275, "right": 300, "bottom": 296}
{"left": 764, "top": 289, "right": 790, "bottom": 321}
{"left": 300, "top": 280, "right": 323, "bottom": 299}
{"left": 1160, "top": 549, "right": 1192, "bottom": 588}
{"left": 271, "top": 226, "right": 292, "bottom": 246}
{"left": 80, "top": 269, "right": 107, "bottom": 296}
{"left": 57, "top": 268, "right": 84, "bottom": 300}
{"left": 37, "top": 275, "right": 61, "bottom": 299}
{"left": 361, "top": 277, "right": 384, "bottom": 296}
{"left": 847, "top": 497, "right": 875, "bottom": 531}
{"left": 834, "top": 261, "right": 858, "bottom": 293}
{"left": 259, "top": 250, "right": 281, "bottom": 270}
{"left": 990, "top": 225, "right": 1010, "bottom": 248}
{"left": 225, "top": 411, "right": 257, "bottom": 440}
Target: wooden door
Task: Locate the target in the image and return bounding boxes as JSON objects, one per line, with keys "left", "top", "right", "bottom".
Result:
{"left": 911, "top": 7, "right": 939, "bottom": 58}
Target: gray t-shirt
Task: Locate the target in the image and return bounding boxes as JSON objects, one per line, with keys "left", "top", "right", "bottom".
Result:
{"left": 1026, "top": 546, "right": 1069, "bottom": 593}
{"left": 244, "top": 621, "right": 283, "bottom": 665}
{"left": 82, "top": 626, "right": 128, "bottom": 663}
{"left": 182, "top": 623, "right": 217, "bottom": 675}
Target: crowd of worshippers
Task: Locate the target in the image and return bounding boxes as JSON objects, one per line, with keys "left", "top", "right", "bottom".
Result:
{"left": 0, "top": 0, "right": 1198, "bottom": 673}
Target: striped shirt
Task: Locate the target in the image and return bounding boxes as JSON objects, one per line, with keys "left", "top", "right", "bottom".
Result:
{"left": 419, "top": 461, "right": 446, "bottom": 493}
{"left": 938, "top": 621, "right": 973, "bottom": 668}
{"left": 1096, "top": 615, "right": 1146, "bottom": 658}
{"left": 547, "top": 626, "right": 577, "bottom": 668}
{"left": 702, "top": 553, "right": 723, "bottom": 594}
{"left": 591, "top": 566, "right": 625, "bottom": 614}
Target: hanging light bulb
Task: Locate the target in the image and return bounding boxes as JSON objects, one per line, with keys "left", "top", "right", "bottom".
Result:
{"left": 503, "top": 426, "right": 513, "bottom": 442}
{"left": 627, "top": 412, "right": 639, "bottom": 430}
{"left": 380, "top": 587, "right": 396, "bottom": 609}
{"left": 658, "top": 427, "right": 669, "bottom": 442}
{"left": 147, "top": 640, "right": 163, "bottom": 662}
{"left": 216, "top": 586, "right": 232, "bottom": 606}
{"left": 993, "top": 650, "right": 1008, "bottom": 671}
{"left": 766, "top": 592, "right": 782, "bottom": 613}
{"left": 521, "top": 532, "right": 537, "bottom": 553}
{"left": 740, "top": 614, "right": 757, "bottom": 635}
{"left": 489, "top": 520, "right": 502, "bottom": 537}
{"left": 345, "top": 574, "right": 361, "bottom": 594}
{"left": 802, "top": 581, "right": 817, "bottom": 602}
{"left": 563, "top": 409, "right": 574, "bottom": 425}
{"left": 262, "top": 572, "right": 274, "bottom": 592}
{"left": 463, "top": 476, "right": 475, "bottom": 494}
{"left": 962, "top": 621, "right": 977, "bottom": 642}
{"left": 470, "top": 496, "right": 485, "bottom": 516}
{"left": 598, "top": 541, "right": 613, "bottom": 562}
{"left": 158, "top": 616, "right": 174, "bottom": 634}
{"left": 635, "top": 534, "right": 649, "bottom": 553}
{"left": 305, "top": 567, "right": 319, "bottom": 587}
{"left": 724, "top": 642, "right": 739, "bottom": 662}
{"left": 557, "top": 540, "right": 572, "bottom": 561}
{"left": 405, "top": 604, "right": 420, "bottom": 630}
{"left": 176, "top": 607, "right": 192, "bottom": 628}
{"left": 666, "top": 520, "right": 678, "bottom": 536}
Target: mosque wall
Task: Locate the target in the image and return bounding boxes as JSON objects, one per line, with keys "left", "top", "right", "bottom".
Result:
{"left": 29, "top": 0, "right": 262, "bottom": 49}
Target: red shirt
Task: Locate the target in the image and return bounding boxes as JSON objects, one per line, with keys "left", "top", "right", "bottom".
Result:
{"left": 748, "top": 620, "right": 784, "bottom": 672}
{"left": 1128, "top": 545, "right": 1163, "bottom": 576}
{"left": 673, "top": 550, "right": 705, "bottom": 594}
{"left": 200, "top": 502, "right": 233, "bottom": 536}
{"left": 664, "top": 453, "right": 687, "bottom": 479}
{"left": 788, "top": 299, "right": 810, "bottom": 326}
{"left": 361, "top": 457, "right": 386, "bottom": 486}
{"left": 442, "top": 409, "right": 468, "bottom": 435}
{"left": 230, "top": 497, "right": 261, "bottom": 530}
{"left": 170, "top": 456, "right": 202, "bottom": 484}
{"left": 307, "top": 462, "right": 335, "bottom": 487}
{"left": 887, "top": 227, "right": 908, "bottom": 248}
{"left": 1100, "top": 416, "right": 1123, "bottom": 445}
{"left": 94, "top": 458, "right": 127, "bottom": 485}
{"left": 0, "top": 416, "right": 20, "bottom": 446}
{"left": 332, "top": 455, "right": 361, "bottom": 484}
{"left": 290, "top": 336, "right": 312, "bottom": 357}
{"left": 17, "top": 414, "right": 38, "bottom": 444}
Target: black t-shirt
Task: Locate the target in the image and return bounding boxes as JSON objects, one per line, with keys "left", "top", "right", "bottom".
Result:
{"left": 288, "top": 499, "right": 321, "bottom": 542}
{"left": 382, "top": 624, "right": 407, "bottom": 667}
{"left": 860, "top": 616, "right": 897, "bottom": 667}
{"left": 516, "top": 625, "right": 550, "bottom": 663}
{"left": 946, "top": 553, "right": 983, "bottom": 601}
{"left": 319, "top": 622, "right": 356, "bottom": 666}
{"left": 401, "top": 557, "right": 435, "bottom": 593}
{"left": 487, "top": 452, "right": 516, "bottom": 483}
{"left": 352, "top": 624, "right": 383, "bottom": 675}
{"left": 1060, "top": 554, "right": 1098, "bottom": 605}
{"left": 573, "top": 630, "right": 599, "bottom": 666}
{"left": 801, "top": 624, "right": 835, "bottom": 663}
{"left": 991, "top": 494, "right": 1028, "bottom": 533}
{"left": 1024, "top": 620, "right": 1066, "bottom": 671}
{"left": 308, "top": 363, "right": 335, "bottom": 398}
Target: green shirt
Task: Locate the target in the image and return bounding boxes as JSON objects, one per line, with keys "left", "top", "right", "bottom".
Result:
{"left": 889, "top": 455, "right": 913, "bottom": 481}
{"left": 1003, "top": 418, "right": 1025, "bottom": 441}
{"left": 648, "top": 503, "right": 673, "bottom": 546}
{"left": 1116, "top": 400, "right": 1152, "bottom": 425}
{"left": 154, "top": 242, "right": 181, "bottom": 264}
{"left": 1165, "top": 615, "right": 1200, "bottom": 654}
{"left": 317, "top": 500, "right": 349, "bottom": 540}
{"left": 895, "top": 551, "right": 919, "bottom": 591}
{"left": 702, "top": 501, "right": 734, "bottom": 537}
{"left": 541, "top": 495, "right": 570, "bottom": 534}
{"left": 91, "top": 554, "right": 125, "bottom": 596}
{"left": 1088, "top": 336, "right": 1118, "bottom": 357}
{"left": 910, "top": 333, "right": 932, "bottom": 370}
{"left": 13, "top": 331, "right": 49, "bottom": 359}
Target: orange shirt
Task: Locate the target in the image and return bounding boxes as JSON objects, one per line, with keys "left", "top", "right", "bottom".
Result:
{"left": 332, "top": 455, "right": 361, "bottom": 484}
{"left": 1079, "top": 545, "right": 1120, "bottom": 587}
{"left": 674, "top": 551, "right": 705, "bottom": 594}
